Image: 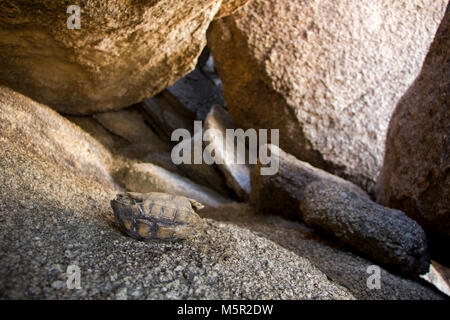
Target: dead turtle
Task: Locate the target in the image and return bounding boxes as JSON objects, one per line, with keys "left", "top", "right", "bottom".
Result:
{"left": 111, "top": 192, "right": 204, "bottom": 241}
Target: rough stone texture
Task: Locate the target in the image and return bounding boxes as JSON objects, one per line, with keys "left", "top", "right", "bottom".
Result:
{"left": 376, "top": 6, "right": 449, "bottom": 241}
{"left": 0, "top": 0, "right": 224, "bottom": 114}
{"left": 67, "top": 114, "right": 170, "bottom": 162}
{"left": 204, "top": 105, "right": 251, "bottom": 200}
{"left": 207, "top": 0, "right": 447, "bottom": 192}
{"left": 202, "top": 203, "right": 445, "bottom": 300}
{"left": 0, "top": 86, "right": 444, "bottom": 299}
{"left": 142, "top": 151, "right": 180, "bottom": 174}
{"left": 119, "top": 162, "right": 232, "bottom": 208}
{"left": 300, "top": 181, "right": 430, "bottom": 276}
{"left": 0, "top": 85, "right": 357, "bottom": 299}
{"left": 251, "top": 144, "right": 368, "bottom": 221}
{"left": 215, "top": 0, "right": 251, "bottom": 19}
{"left": 0, "top": 86, "right": 118, "bottom": 190}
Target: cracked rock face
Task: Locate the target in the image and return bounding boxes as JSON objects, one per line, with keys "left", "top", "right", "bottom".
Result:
{"left": 207, "top": 0, "right": 447, "bottom": 193}
{"left": 0, "top": 0, "right": 223, "bottom": 114}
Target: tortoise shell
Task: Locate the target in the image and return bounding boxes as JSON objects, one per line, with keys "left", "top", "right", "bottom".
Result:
{"left": 111, "top": 192, "right": 204, "bottom": 241}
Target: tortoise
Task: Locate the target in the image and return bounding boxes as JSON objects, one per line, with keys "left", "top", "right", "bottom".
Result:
{"left": 111, "top": 192, "right": 204, "bottom": 241}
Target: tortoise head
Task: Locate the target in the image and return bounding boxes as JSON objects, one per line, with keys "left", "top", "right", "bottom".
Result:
{"left": 111, "top": 193, "right": 161, "bottom": 240}
{"left": 111, "top": 193, "right": 141, "bottom": 232}
{"left": 188, "top": 198, "right": 205, "bottom": 212}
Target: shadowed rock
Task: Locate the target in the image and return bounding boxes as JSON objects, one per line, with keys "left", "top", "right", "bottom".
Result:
{"left": 251, "top": 144, "right": 367, "bottom": 220}
{"left": 204, "top": 105, "right": 251, "bottom": 200}
{"left": 176, "top": 132, "right": 233, "bottom": 196}
{"left": 93, "top": 107, "right": 170, "bottom": 157}
{"left": 139, "top": 91, "right": 197, "bottom": 142}
{"left": 300, "top": 180, "right": 430, "bottom": 276}
{"left": 165, "top": 65, "right": 226, "bottom": 120}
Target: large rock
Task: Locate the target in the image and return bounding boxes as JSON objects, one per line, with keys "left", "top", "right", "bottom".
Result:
{"left": 66, "top": 115, "right": 128, "bottom": 153}
{"left": 376, "top": 6, "right": 449, "bottom": 241}
{"left": 93, "top": 108, "right": 170, "bottom": 156}
{"left": 93, "top": 108, "right": 167, "bottom": 148}
{"left": 0, "top": 0, "right": 225, "bottom": 114}
{"left": 207, "top": 0, "right": 447, "bottom": 192}
{"left": 0, "top": 86, "right": 117, "bottom": 190}
{"left": 251, "top": 144, "right": 367, "bottom": 221}
{"left": 300, "top": 181, "right": 430, "bottom": 276}
{"left": 0, "top": 86, "right": 355, "bottom": 299}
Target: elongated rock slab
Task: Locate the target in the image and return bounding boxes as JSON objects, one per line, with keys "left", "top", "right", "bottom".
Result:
{"left": 204, "top": 105, "right": 251, "bottom": 200}
{"left": 251, "top": 144, "right": 367, "bottom": 220}
{"left": 300, "top": 180, "right": 430, "bottom": 275}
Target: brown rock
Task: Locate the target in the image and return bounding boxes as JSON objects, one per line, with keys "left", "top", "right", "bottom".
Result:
{"left": 142, "top": 151, "right": 180, "bottom": 174}
{"left": 215, "top": 0, "right": 251, "bottom": 19}
{"left": 66, "top": 115, "right": 128, "bottom": 152}
{"left": 251, "top": 144, "right": 367, "bottom": 221}
{"left": 93, "top": 108, "right": 165, "bottom": 147}
{"left": 377, "top": 6, "right": 449, "bottom": 240}
{"left": 0, "top": 85, "right": 117, "bottom": 189}
{"left": 207, "top": 0, "right": 447, "bottom": 192}
{"left": 0, "top": 0, "right": 224, "bottom": 114}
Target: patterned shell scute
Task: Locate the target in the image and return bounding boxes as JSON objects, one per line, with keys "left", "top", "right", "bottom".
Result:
{"left": 111, "top": 192, "right": 204, "bottom": 241}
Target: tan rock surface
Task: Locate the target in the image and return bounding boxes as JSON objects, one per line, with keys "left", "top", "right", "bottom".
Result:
{"left": 207, "top": 0, "right": 447, "bottom": 192}
{"left": 0, "top": 0, "right": 223, "bottom": 114}
{"left": 215, "top": 0, "right": 252, "bottom": 19}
